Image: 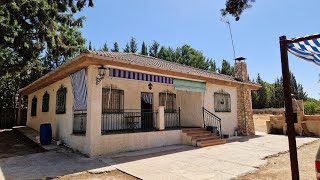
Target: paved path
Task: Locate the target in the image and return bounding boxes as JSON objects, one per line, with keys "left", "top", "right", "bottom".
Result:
{"left": 0, "top": 132, "right": 318, "bottom": 180}
{"left": 99, "top": 132, "right": 318, "bottom": 180}
{"left": 0, "top": 149, "right": 113, "bottom": 180}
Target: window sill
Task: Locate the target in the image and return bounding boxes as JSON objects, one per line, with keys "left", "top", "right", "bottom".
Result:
{"left": 72, "top": 132, "right": 86, "bottom": 136}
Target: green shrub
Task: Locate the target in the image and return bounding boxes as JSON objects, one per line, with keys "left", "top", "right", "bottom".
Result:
{"left": 304, "top": 101, "right": 319, "bottom": 115}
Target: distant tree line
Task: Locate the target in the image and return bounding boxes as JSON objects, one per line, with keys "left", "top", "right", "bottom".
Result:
{"left": 251, "top": 73, "right": 308, "bottom": 109}
{"left": 88, "top": 37, "right": 236, "bottom": 75}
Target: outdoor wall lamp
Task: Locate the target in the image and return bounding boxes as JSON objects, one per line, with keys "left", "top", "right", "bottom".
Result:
{"left": 148, "top": 82, "right": 153, "bottom": 90}
{"left": 96, "top": 65, "right": 107, "bottom": 85}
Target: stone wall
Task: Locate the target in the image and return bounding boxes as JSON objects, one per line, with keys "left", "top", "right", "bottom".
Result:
{"left": 237, "top": 85, "right": 255, "bottom": 135}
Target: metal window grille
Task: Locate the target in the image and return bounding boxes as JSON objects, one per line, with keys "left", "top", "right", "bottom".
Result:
{"left": 214, "top": 91, "right": 231, "bottom": 112}
{"left": 56, "top": 86, "right": 67, "bottom": 114}
{"left": 102, "top": 88, "right": 124, "bottom": 113}
{"left": 42, "top": 91, "right": 49, "bottom": 112}
{"left": 159, "top": 92, "right": 176, "bottom": 112}
{"left": 31, "top": 96, "right": 37, "bottom": 116}
{"left": 73, "top": 111, "right": 87, "bottom": 133}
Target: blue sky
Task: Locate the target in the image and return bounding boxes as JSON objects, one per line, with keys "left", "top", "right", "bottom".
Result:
{"left": 77, "top": 0, "right": 320, "bottom": 99}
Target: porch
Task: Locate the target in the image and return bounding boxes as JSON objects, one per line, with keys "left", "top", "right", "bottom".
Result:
{"left": 68, "top": 66, "right": 224, "bottom": 156}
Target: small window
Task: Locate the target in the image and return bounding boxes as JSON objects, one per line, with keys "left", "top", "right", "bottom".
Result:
{"left": 214, "top": 90, "right": 231, "bottom": 112}
{"left": 102, "top": 88, "right": 124, "bottom": 113}
{"left": 56, "top": 85, "right": 67, "bottom": 114}
{"left": 42, "top": 91, "right": 50, "bottom": 112}
{"left": 159, "top": 92, "right": 176, "bottom": 112}
{"left": 31, "top": 96, "right": 37, "bottom": 116}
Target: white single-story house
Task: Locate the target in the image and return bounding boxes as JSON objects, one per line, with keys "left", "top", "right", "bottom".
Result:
{"left": 18, "top": 50, "right": 260, "bottom": 156}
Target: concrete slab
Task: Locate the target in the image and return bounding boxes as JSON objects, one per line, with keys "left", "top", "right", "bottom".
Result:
{"left": 13, "top": 126, "right": 60, "bottom": 151}
{"left": 99, "top": 133, "right": 318, "bottom": 180}
{"left": 0, "top": 151, "right": 107, "bottom": 180}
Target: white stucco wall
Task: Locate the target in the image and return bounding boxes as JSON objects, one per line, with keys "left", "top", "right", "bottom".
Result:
{"left": 26, "top": 75, "right": 88, "bottom": 154}
{"left": 26, "top": 64, "right": 239, "bottom": 156}
{"left": 203, "top": 83, "right": 238, "bottom": 136}
{"left": 176, "top": 91, "right": 203, "bottom": 127}
{"left": 93, "top": 130, "right": 182, "bottom": 156}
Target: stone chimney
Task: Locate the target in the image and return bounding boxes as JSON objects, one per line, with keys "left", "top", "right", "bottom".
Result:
{"left": 234, "top": 58, "right": 255, "bottom": 136}
{"left": 234, "top": 61, "right": 248, "bottom": 82}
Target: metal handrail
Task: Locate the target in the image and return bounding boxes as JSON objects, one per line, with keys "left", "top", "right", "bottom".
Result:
{"left": 202, "top": 107, "right": 222, "bottom": 139}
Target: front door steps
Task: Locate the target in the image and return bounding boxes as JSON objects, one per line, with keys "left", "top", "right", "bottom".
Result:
{"left": 182, "top": 128, "right": 226, "bottom": 148}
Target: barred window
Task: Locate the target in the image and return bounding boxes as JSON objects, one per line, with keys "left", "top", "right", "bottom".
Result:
{"left": 56, "top": 86, "right": 67, "bottom": 114}
{"left": 31, "top": 96, "right": 37, "bottom": 116}
{"left": 102, "top": 88, "right": 124, "bottom": 113}
{"left": 159, "top": 92, "right": 176, "bottom": 112}
{"left": 42, "top": 91, "right": 49, "bottom": 112}
{"left": 214, "top": 91, "right": 231, "bottom": 112}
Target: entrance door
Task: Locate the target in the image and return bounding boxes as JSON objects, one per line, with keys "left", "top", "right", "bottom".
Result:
{"left": 141, "top": 92, "right": 153, "bottom": 129}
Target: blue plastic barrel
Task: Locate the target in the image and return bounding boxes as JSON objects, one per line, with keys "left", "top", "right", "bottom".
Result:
{"left": 40, "top": 123, "right": 52, "bottom": 145}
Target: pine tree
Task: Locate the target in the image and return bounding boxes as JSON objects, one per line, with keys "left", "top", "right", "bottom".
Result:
{"left": 140, "top": 41, "right": 148, "bottom": 55}
{"left": 149, "top": 41, "right": 160, "bottom": 57}
{"left": 158, "top": 46, "right": 169, "bottom": 60}
{"left": 111, "top": 42, "right": 119, "bottom": 52}
{"left": 0, "top": 0, "right": 93, "bottom": 76}
{"left": 102, "top": 41, "right": 108, "bottom": 51}
{"left": 129, "top": 37, "right": 138, "bottom": 53}
{"left": 207, "top": 58, "right": 217, "bottom": 72}
{"left": 123, "top": 43, "right": 130, "bottom": 53}
{"left": 220, "top": 60, "right": 234, "bottom": 76}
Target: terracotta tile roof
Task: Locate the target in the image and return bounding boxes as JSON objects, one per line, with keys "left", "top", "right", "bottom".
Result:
{"left": 83, "top": 50, "right": 260, "bottom": 87}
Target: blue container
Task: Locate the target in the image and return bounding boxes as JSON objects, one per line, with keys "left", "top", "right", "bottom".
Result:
{"left": 40, "top": 123, "right": 52, "bottom": 145}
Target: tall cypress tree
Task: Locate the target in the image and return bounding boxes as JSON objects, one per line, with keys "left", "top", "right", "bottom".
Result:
{"left": 88, "top": 41, "right": 92, "bottom": 50}
{"left": 141, "top": 41, "right": 148, "bottom": 55}
{"left": 149, "top": 41, "right": 160, "bottom": 57}
{"left": 102, "top": 41, "right": 108, "bottom": 51}
{"left": 111, "top": 42, "right": 119, "bottom": 52}
{"left": 129, "top": 37, "right": 138, "bottom": 53}
{"left": 123, "top": 43, "right": 130, "bottom": 53}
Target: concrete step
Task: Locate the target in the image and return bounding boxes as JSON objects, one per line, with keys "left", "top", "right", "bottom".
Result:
{"left": 197, "top": 139, "right": 226, "bottom": 147}
{"left": 190, "top": 133, "right": 213, "bottom": 139}
{"left": 191, "top": 136, "right": 220, "bottom": 146}
{"left": 182, "top": 128, "right": 206, "bottom": 133}
{"left": 192, "top": 136, "right": 220, "bottom": 142}
{"left": 185, "top": 131, "right": 211, "bottom": 136}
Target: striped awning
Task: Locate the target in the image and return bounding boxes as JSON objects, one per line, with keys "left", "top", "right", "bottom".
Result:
{"left": 109, "top": 68, "right": 173, "bottom": 84}
{"left": 287, "top": 33, "right": 320, "bottom": 65}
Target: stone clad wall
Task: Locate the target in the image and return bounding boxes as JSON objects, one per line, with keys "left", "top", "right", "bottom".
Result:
{"left": 237, "top": 85, "right": 255, "bottom": 135}
{"left": 235, "top": 61, "right": 256, "bottom": 135}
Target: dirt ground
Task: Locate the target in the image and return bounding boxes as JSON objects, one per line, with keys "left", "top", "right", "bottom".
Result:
{"left": 0, "top": 129, "right": 45, "bottom": 158}
{"left": 253, "top": 114, "right": 271, "bottom": 133}
{"left": 239, "top": 139, "right": 320, "bottom": 180}
{"left": 239, "top": 114, "right": 319, "bottom": 180}
{"left": 53, "top": 170, "right": 137, "bottom": 180}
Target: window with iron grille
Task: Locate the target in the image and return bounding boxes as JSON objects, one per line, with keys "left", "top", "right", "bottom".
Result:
{"left": 31, "top": 96, "right": 37, "bottom": 116}
{"left": 42, "top": 91, "right": 49, "bottom": 112}
{"left": 102, "top": 88, "right": 124, "bottom": 113}
{"left": 214, "top": 91, "right": 231, "bottom": 112}
{"left": 159, "top": 92, "right": 176, "bottom": 112}
{"left": 56, "top": 85, "right": 67, "bottom": 114}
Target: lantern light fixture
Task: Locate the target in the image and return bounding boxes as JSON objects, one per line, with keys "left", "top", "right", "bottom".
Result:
{"left": 96, "top": 65, "right": 107, "bottom": 85}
